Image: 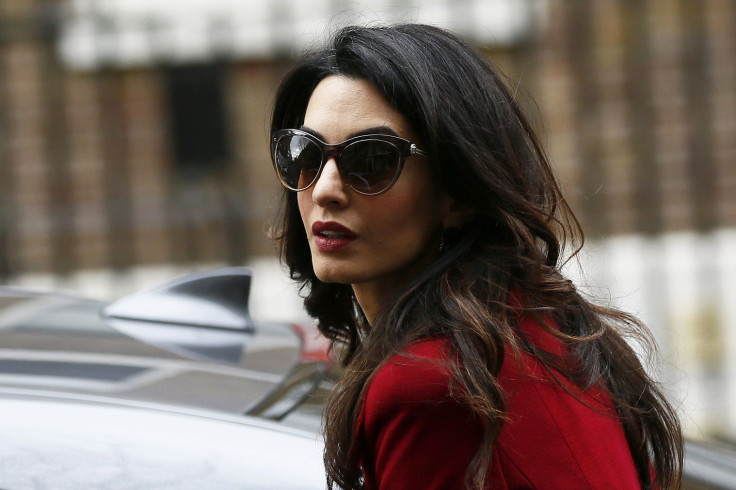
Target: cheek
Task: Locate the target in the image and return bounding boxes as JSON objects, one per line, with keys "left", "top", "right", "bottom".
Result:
{"left": 370, "top": 189, "right": 444, "bottom": 246}
{"left": 385, "top": 167, "right": 445, "bottom": 233}
{"left": 297, "top": 193, "right": 312, "bottom": 231}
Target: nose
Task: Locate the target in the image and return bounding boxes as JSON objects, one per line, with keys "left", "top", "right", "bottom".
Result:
{"left": 311, "top": 158, "right": 348, "bottom": 207}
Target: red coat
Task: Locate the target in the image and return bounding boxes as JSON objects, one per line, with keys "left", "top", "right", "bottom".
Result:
{"left": 356, "top": 312, "right": 641, "bottom": 489}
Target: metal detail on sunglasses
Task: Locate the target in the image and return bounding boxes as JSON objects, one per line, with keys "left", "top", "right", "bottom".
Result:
{"left": 270, "top": 128, "right": 428, "bottom": 196}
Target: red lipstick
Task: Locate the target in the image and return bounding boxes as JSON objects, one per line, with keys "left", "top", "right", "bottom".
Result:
{"left": 311, "top": 221, "right": 357, "bottom": 252}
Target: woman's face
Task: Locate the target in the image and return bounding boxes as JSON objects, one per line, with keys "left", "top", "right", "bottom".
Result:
{"left": 297, "top": 75, "right": 454, "bottom": 319}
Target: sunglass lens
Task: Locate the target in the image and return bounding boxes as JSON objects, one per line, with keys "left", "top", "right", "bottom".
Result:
{"left": 341, "top": 140, "right": 401, "bottom": 194}
{"left": 274, "top": 134, "right": 322, "bottom": 190}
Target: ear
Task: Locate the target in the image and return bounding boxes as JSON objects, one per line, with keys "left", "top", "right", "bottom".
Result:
{"left": 439, "top": 193, "right": 475, "bottom": 228}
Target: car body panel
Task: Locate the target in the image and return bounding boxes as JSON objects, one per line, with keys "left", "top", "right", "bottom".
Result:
{"left": 683, "top": 439, "right": 736, "bottom": 489}
{"left": 0, "top": 394, "right": 325, "bottom": 489}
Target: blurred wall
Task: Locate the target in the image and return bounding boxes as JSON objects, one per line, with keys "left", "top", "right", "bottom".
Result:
{"left": 1, "top": 1, "right": 733, "bottom": 276}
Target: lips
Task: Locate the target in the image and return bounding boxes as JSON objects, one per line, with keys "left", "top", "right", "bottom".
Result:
{"left": 312, "top": 221, "right": 357, "bottom": 252}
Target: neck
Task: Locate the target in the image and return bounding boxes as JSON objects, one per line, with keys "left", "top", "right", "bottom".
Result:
{"left": 352, "top": 284, "right": 381, "bottom": 327}
{"left": 351, "top": 251, "right": 443, "bottom": 327}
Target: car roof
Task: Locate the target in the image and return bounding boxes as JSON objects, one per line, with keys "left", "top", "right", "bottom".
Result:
{"left": 0, "top": 393, "right": 326, "bottom": 489}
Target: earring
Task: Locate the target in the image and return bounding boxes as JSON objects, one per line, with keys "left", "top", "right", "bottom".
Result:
{"left": 439, "top": 227, "right": 462, "bottom": 253}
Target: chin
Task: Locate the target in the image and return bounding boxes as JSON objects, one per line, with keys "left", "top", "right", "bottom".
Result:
{"left": 313, "top": 269, "right": 355, "bottom": 285}
{"left": 312, "top": 261, "right": 363, "bottom": 285}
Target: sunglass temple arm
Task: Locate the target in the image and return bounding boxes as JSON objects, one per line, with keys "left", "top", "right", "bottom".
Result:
{"left": 410, "top": 144, "right": 428, "bottom": 157}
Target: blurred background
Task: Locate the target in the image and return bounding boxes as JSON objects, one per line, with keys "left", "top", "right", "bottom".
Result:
{"left": 0, "top": 0, "right": 734, "bottom": 446}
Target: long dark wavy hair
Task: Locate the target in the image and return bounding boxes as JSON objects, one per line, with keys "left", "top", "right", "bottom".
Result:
{"left": 270, "top": 24, "right": 682, "bottom": 490}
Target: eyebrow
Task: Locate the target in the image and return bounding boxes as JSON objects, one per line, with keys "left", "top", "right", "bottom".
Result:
{"left": 298, "top": 125, "right": 401, "bottom": 142}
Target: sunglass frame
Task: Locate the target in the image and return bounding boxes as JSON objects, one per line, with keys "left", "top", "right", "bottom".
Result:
{"left": 270, "top": 128, "right": 428, "bottom": 196}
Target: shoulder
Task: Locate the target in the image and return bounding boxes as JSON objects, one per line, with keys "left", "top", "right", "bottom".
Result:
{"left": 494, "top": 314, "right": 640, "bottom": 487}
{"left": 499, "top": 311, "right": 619, "bottom": 431}
{"left": 359, "top": 338, "right": 485, "bottom": 489}
{"left": 366, "top": 338, "right": 456, "bottom": 407}
{"left": 360, "top": 337, "right": 483, "bottom": 450}
{"left": 361, "top": 338, "right": 467, "bottom": 434}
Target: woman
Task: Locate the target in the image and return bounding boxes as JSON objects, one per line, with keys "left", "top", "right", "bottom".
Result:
{"left": 269, "top": 24, "right": 682, "bottom": 489}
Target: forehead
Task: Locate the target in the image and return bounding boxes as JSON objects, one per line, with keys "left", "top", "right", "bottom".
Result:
{"left": 303, "top": 75, "right": 415, "bottom": 143}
